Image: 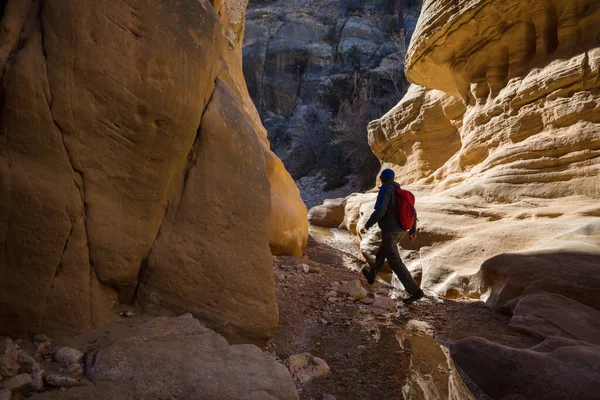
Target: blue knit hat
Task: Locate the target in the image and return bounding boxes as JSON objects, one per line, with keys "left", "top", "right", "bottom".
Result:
{"left": 380, "top": 169, "right": 395, "bottom": 182}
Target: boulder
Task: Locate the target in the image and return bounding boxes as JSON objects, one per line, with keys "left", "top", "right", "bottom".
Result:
{"left": 308, "top": 198, "right": 347, "bottom": 228}
{"left": 397, "top": 327, "right": 473, "bottom": 400}
{"left": 478, "top": 251, "right": 600, "bottom": 312}
{"left": 0, "top": 0, "right": 306, "bottom": 340}
{"left": 451, "top": 336, "right": 600, "bottom": 400}
{"left": 287, "top": 353, "right": 331, "bottom": 384}
{"left": 85, "top": 314, "right": 298, "bottom": 399}
{"left": 136, "top": 80, "right": 278, "bottom": 348}
{"left": 509, "top": 293, "right": 600, "bottom": 345}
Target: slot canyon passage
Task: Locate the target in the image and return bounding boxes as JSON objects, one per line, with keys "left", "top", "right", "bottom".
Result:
{"left": 0, "top": 0, "right": 599, "bottom": 399}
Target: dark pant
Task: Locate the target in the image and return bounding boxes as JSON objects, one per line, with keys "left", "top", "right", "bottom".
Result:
{"left": 372, "top": 232, "right": 420, "bottom": 295}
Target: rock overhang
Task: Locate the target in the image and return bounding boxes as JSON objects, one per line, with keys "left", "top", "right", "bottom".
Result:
{"left": 406, "top": 0, "right": 600, "bottom": 101}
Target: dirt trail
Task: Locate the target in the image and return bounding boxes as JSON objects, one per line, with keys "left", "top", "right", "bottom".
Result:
{"left": 268, "top": 227, "right": 538, "bottom": 400}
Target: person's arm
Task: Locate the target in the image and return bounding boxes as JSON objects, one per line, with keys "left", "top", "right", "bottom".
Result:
{"left": 409, "top": 209, "right": 418, "bottom": 239}
{"left": 364, "top": 188, "right": 392, "bottom": 230}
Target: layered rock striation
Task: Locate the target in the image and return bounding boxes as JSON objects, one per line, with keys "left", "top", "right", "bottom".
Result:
{"left": 0, "top": 0, "right": 307, "bottom": 346}
{"left": 310, "top": 0, "right": 600, "bottom": 397}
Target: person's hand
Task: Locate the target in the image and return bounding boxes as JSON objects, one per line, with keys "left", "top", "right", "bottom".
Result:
{"left": 409, "top": 234, "right": 417, "bottom": 241}
{"left": 360, "top": 227, "right": 368, "bottom": 235}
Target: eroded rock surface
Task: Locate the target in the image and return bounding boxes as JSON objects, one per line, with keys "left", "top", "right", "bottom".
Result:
{"left": 310, "top": 0, "right": 600, "bottom": 397}
{"left": 0, "top": 0, "right": 306, "bottom": 344}
{"left": 84, "top": 314, "right": 298, "bottom": 400}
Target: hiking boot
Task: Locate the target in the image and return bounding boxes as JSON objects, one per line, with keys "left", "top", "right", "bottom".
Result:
{"left": 361, "top": 266, "right": 375, "bottom": 285}
{"left": 402, "top": 289, "right": 424, "bottom": 305}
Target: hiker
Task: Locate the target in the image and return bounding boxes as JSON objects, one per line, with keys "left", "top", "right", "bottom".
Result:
{"left": 359, "top": 169, "right": 425, "bottom": 305}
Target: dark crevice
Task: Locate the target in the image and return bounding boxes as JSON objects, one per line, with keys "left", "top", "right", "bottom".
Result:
{"left": 132, "top": 79, "right": 219, "bottom": 304}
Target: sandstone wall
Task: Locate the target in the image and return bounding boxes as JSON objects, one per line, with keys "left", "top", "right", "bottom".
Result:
{"left": 326, "top": 1, "right": 600, "bottom": 396}
{"left": 0, "top": 0, "right": 306, "bottom": 347}
{"left": 363, "top": 0, "right": 600, "bottom": 297}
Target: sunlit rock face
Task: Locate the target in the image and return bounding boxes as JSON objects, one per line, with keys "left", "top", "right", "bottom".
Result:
{"left": 406, "top": 0, "right": 600, "bottom": 101}
{"left": 336, "top": 0, "right": 600, "bottom": 298}
{"left": 0, "top": 0, "right": 306, "bottom": 347}
{"left": 357, "top": 2, "right": 600, "bottom": 396}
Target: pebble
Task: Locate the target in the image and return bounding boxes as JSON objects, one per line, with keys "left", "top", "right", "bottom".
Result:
{"left": 325, "top": 291, "right": 337, "bottom": 298}
{"left": 360, "top": 297, "right": 375, "bottom": 305}
{"left": 357, "top": 345, "right": 367, "bottom": 352}
{"left": 287, "top": 353, "right": 331, "bottom": 384}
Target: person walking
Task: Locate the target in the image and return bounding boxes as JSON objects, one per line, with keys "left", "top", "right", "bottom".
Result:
{"left": 360, "top": 169, "right": 424, "bottom": 304}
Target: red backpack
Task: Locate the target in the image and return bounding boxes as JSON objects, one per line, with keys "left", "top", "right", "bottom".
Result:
{"left": 387, "top": 188, "right": 416, "bottom": 231}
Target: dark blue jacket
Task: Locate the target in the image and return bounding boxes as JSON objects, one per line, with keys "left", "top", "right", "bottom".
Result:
{"left": 364, "top": 182, "right": 417, "bottom": 235}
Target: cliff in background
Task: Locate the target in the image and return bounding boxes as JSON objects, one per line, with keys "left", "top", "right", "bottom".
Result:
{"left": 0, "top": 0, "right": 307, "bottom": 347}
{"left": 243, "top": 0, "right": 422, "bottom": 206}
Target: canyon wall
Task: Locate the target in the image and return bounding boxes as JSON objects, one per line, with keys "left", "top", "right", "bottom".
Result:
{"left": 0, "top": 0, "right": 306, "bottom": 347}
{"left": 309, "top": 0, "right": 600, "bottom": 396}
{"left": 365, "top": 0, "right": 600, "bottom": 295}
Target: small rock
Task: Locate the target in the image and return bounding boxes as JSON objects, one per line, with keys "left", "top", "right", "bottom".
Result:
{"left": 372, "top": 307, "right": 387, "bottom": 316}
{"left": 372, "top": 297, "right": 397, "bottom": 311}
{"left": 17, "top": 354, "right": 39, "bottom": 374}
{"left": 319, "top": 318, "right": 328, "bottom": 325}
{"left": 320, "top": 311, "right": 330, "bottom": 318}
{"left": 32, "top": 334, "right": 50, "bottom": 344}
{"left": 360, "top": 297, "right": 375, "bottom": 305}
{"left": 327, "top": 297, "right": 338, "bottom": 303}
{"left": 325, "top": 291, "right": 337, "bottom": 298}
{"left": 405, "top": 319, "right": 434, "bottom": 335}
{"left": 17, "top": 354, "right": 44, "bottom": 390}
{"left": 357, "top": 345, "right": 367, "bottom": 352}
{"left": 29, "top": 369, "right": 45, "bottom": 391}
{"left": 0, "top": 338, "right": 18, "bottom": 378}
{"left": 337, "top": 280, "right": 367, "bottom": 300}
{"left": 323, "top": 395, "right": 336, "bottom": 400}
{"left": 287, "top": 353, "right": 331, "bottom": 384}
{"left": 53, "top": 347, "right": 83, "bottom": 367}
{"left": 0, "top": 373, "right": 32, "bottom": 392}
{"left": 297, "top": 264, "right": 310, "bottom": 273}
{"left": 45, "top": 374, "right": 91, "bottom": 388}
{"left": 120, "top": 311, "right": 136, "bottom": 318}
{"left": 0, "top": 389, "right": 10, "bottom": 400}
{"left": 358, "top": 308, "right": 369, "bottom": 314}
{"left": 35, "top": 341, "right": 52, "bottom": 358}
